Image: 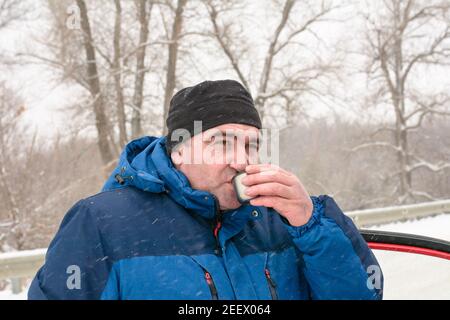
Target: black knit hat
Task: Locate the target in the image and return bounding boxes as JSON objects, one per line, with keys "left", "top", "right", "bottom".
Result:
{"left": 165, "top": 79, "right": 262, "bottom": 154}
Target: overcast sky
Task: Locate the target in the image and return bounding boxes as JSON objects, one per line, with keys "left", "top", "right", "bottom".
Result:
{"left": 1, "top": 0, "right": 449, "bottom": 141}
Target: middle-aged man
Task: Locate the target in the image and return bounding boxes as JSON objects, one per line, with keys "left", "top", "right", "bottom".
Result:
{"left": 28, "top": 79, "right": 383, "bottom": 300}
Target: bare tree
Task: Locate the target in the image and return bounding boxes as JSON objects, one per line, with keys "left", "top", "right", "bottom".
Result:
{"left": 355, "top": 0, "right": 450, "bottom": 203}
{"left": 0, "top": 0, "right": 23, "bottom": 29}
{"left": 0, "top": 82, "right": 23, "bottom": 249}
{"left": 162, "top": 0, "right": 188, "bottom": 135}
{"left": 21, "top": 1, "right": 159, "bottom": 156}
{"left": 0, "top": 0, "right": 31, "bottom": 65}
{"left": 112, "top": 0, "right": 128, "bottom": 147}
{"left": 76, "top": 0, "right": 115, "bottom": 165}
{"left": 131, "top": 0, "right": 153, "bottom": 139}
{"left": 201, "top": 0, "right": 339, "bottom": 124}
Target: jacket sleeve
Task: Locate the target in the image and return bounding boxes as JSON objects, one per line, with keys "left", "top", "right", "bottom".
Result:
{"left": 28, "top": 200, "right": 113, "bottom": 300}
{"left": 282, "top": 195, "right": 384, "bottom": 300}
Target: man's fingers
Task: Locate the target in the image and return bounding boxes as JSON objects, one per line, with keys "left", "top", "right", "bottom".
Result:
{"left": 249, "top": 196, "right": 281, "bottom": 209}
{"left": 245, "top": 163, "right": 280, "bottom": 172}
{"left": 245, "top": 182, "right": 295, "bottom": 199}
{"left": 245, "top": 164, "right": 292, "bottom": 177}
{"left": 242, "top": 171, "right": 294, "bottom": 187}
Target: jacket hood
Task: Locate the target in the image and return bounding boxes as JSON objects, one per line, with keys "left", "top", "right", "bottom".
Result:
{"left": 102, "top": 136, "right": 218, "bottom": 220}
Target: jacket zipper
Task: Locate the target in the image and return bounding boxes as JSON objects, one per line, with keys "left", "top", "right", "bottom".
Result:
{"left": 204, "top": 271, "right": 219, "bottom": 300}
{"left": 211, "top": 195, "right": 222, "bottom": 255}
{"left": 264, "top": 268, "right": 278, "bottom": 300}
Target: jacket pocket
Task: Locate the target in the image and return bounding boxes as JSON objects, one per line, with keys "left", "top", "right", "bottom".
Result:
{"left": 264, "top": 268, "right": 278, "bottom": 300}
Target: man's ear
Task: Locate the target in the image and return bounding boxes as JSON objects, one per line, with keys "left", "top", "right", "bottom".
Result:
{"left": 170, "top": 147, "right": 183, "bottom": 166}
{"left": 171, "top": 142, "right": 191, "bottom": 167}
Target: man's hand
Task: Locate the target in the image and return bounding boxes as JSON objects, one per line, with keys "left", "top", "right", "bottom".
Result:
{"left": 242, "top": 164, "right": 313, "bottom": 227}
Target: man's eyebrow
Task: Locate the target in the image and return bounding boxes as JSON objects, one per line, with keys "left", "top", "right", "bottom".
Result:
{"left": 217, "top": 131, "right": 259, "bottom": 145}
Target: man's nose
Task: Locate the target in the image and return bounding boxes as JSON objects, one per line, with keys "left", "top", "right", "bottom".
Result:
{"left": 229, "top": 155, "right": 248, "bottom": 172}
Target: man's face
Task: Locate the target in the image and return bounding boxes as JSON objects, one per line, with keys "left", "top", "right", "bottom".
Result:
{"left": 171, "top": 123, "right": 260, "bottom": 210}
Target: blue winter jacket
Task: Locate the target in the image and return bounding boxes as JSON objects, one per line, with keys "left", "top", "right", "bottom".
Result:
{"left": 28, "top": 136, "right": 383, "bottom": 300}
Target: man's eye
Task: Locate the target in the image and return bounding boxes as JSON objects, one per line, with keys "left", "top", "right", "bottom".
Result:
{"left": 217, "top": 140, "right": 227, "bottom": 148}
{"left": 213, "top": 140, "right": 231, "bottom": 150}
{"left": 211, "top": 139, "right": 225, "bottom": 145}
{"left": 225, "top": 142, "right": 235, "bottom": 150}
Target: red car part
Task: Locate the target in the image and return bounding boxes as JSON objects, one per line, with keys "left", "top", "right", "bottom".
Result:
{"left": 359, "top": 230, "right": 450, "bottom": 261}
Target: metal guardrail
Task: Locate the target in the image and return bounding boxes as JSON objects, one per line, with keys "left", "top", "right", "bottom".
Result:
{"left": 347, "top": 199, "right": 450, "bottom": 227}
{"left": 0, "top": 199, "right": 449, "bottom": 295}
{"left": 0, "top": 249, "right": 46, "bottom": 295}
{"left": 0, "top": 249, "right": 46, "bottom": 280}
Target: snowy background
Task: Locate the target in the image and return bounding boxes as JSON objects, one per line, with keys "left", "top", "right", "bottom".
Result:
{"left": 369, "top": 214, "right": 450, "bottom": 300}
{"left": 0, "top": 0, "right": 449, "bottom": 300}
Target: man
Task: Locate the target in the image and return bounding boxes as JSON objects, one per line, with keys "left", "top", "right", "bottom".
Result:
{"left": 28, "top": 79, "right": 383, "bottom": 300}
